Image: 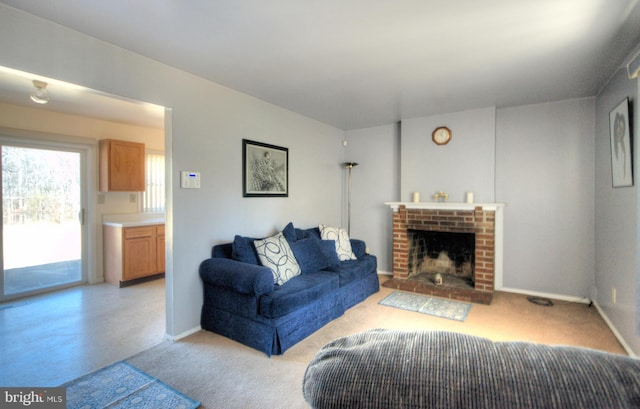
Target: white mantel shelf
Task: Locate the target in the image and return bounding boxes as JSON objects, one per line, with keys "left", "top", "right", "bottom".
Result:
{"left": 385, "top": 202, "right": 506, "bottom": 211}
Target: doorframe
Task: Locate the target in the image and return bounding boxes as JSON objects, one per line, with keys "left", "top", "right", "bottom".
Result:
{"left": 0, "top": 128, "right": 96, "bottom": 301}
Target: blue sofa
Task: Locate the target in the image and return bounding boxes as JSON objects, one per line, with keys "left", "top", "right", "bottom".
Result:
{"left": 199, "top": 224, "right": 379, "bottom": 356}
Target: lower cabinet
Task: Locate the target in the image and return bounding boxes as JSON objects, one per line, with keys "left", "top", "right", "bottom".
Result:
{"left": 104, "top": 223, "right": 165, "bottom": 287}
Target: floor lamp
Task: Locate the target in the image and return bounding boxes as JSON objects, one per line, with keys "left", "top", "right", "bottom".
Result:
{"left": 343, "top": 162, "right": 358, "bottom": 235}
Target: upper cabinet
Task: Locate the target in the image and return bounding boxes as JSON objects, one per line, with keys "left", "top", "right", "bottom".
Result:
{"left": 99, "top": 139, "right": 145, "bottom": 192}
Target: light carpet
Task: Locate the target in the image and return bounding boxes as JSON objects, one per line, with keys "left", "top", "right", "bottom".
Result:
{"left": 63, "top": 361, "right": 200, "bottom": 409}
{"left": 124, "top": 285, "right": 626, "bottom": 409}
{"left": 379, "top": 291, "right": 472, "bottom": 321}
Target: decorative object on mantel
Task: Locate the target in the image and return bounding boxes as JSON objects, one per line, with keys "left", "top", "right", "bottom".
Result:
{"left": 466, "top": 191, "right": 474, "bottom": 203}
{"left": 432, "top": 126, "right": 451, "bottom": 145}
{"left": 433, "top": 191, "right": 448, "bottom": 201}
{"left": 243, "top": 139, "right": 289, "bottom": 197}
{"left": 609, "top": 98, "right": 633, "bottom": 187}
{"left": 412, "top": 192, "right": 420, "bottom": 203}
{"left": 343, "top": 162, "right": 359, "bottom": 235}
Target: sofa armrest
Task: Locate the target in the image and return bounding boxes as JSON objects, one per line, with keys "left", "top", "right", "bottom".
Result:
{"left": 350, "top": 239, "right": 367, "bottom": 258}
{"left": 199, "top": 258, "right": 274, "bottom": 296}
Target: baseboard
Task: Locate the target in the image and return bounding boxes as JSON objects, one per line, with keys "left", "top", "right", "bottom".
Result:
{"left": 500, "top": 287, "right": 636, "bottom": 357}
{"left": 499, "top": 287, "right": 590, "bottom": 304}
{"left": 592, "top": 301, "right": 636, "bottom": 357}
{"left": 165, "top": 325, "right": 201, "bottom": 342}
{"left": 377, "top": 270, "right": 393, "bottom": 276}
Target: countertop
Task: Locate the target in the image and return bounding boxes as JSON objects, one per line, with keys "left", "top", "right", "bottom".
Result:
{"left": 103, "top": 213, "right": 165, "bottom": 228}
{"left": 103, "top": 219, "right": 164, "bottom": 227}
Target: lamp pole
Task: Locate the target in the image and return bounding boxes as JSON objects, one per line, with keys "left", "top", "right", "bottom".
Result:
{"left": 342, "top": 162, "right": 358, "bottom": 235}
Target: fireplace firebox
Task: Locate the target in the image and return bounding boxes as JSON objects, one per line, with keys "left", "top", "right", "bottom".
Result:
{"left": 407, "top": 230, "right": 475, "bottom": 289}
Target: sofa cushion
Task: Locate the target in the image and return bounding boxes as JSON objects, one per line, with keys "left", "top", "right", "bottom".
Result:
{"left": 319, "top": 225, "right": 356, "bottom": 261}
{"left": 289, "top": 238, "right": 331, "bottom": 273}
{"left": 259, "top": 272, "right": 339, "bottom": 318}
{"left": 319, "top": 240, "right": 341, "bottom": 270}
{"left": 254, "top": 232, "right": 302, "bottom": 285}
{"left": 232, "top": 235, "right": 260, "bottom": 265}
{"left": 296, "top": 227, "right": 321, "bottom": 241}
{"left": 332, "top": 256, "right": 376, "bottom": 286}
{"left": 282, "top": 222, "right": 297, "bottom": 243}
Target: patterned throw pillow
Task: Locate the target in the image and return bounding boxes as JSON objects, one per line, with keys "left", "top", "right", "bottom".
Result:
{"left": 253, "top": 232, "right": 301, "bottom": 285}
{"left": 319, "top": 225, "right": 357, "bottom": 261}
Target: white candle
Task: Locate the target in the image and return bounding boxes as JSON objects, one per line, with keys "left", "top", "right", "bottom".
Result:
{"left": 413, "top": 192, "right": 420, "bottom": 203}
{"left": 466, "top": 192, "right": 474, "bottom": 203}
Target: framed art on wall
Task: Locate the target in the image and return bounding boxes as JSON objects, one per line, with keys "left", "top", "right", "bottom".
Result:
{"left": 243, "top": 139, "right": 288, "bottom": 197}
{"left": 609, "top": 98, "right": 633, "bottom": 187}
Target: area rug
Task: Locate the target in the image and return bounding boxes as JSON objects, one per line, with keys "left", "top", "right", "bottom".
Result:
{"left": 379, "top": 291, "right": 471, "bottom": 321}
{"left": 62, "top": 361, "right": 200, "bottom": 409}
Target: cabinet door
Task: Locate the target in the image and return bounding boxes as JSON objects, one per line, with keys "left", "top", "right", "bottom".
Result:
{"left": 122, "top": 226, "right": 156, "bottom": 280}
{"left": 100, "top": 139, "right": 145, "bottom": 192}
{"left": 156, "top": 225, "right": 165, "bottom": 273}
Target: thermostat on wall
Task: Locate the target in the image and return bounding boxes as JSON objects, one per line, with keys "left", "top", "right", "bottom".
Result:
{"left": 181, "top": 171, "right": 201, "bottom": 189}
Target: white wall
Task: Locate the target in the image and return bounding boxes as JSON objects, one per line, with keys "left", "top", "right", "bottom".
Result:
{"left": 345, "top": 123, "right": 399, "bottom": 273}
{"left": 0, "top": 5, "right": 345, "bottom": 338}
{"left": 594, "top": 67, "right": 639, "bottom": 355}
{"left": 496, "top": 98, "right": 595, "bottom": 297}
{"left": 400, "top": 107, "right": 496, "bottom": 203}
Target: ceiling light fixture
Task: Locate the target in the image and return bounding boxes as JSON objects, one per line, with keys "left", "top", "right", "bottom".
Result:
{"left": 30, "top": 80, "right": 49, "bottom": 104}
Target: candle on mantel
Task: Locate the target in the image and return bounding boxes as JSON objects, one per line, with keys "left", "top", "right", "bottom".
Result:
{"left": 466, "top": 192, "right": 474, "bottom": 203}
{"left": 413, "top": 192, "right": 420, "bottom": 203}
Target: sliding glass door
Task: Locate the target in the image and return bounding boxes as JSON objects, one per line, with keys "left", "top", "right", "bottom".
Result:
{"left": 1, "top": 143, "right": 85, "bottom": 301}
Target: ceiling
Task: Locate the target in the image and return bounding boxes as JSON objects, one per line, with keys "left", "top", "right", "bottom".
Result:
{"left": 1, "top": 0, "right": 640, "bottom": 131}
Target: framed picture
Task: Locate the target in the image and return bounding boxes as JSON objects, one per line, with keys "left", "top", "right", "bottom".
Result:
{"left": 609, "top": 98, "right": 633, "bottom": 187}
{"left": 243, "top": 139, "right": 288, "bottom": 197}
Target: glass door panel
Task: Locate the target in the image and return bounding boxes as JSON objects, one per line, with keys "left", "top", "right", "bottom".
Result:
{"left": 2, "top": 145, "right": 83, "bottom": 298}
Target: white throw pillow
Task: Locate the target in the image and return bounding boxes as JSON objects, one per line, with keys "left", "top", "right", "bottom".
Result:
{"left": 319, "top": 224, "right": 357, "bottom": 261}
{"left": 253, "top": 232, "right": 301, "bottom": 285}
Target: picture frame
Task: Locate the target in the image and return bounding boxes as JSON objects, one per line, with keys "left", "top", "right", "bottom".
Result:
{"left": 243, "top": 139, "right": 288, "bottom": 197}
{"left": 609, "top": 98, "right": 633, "bottom": 187}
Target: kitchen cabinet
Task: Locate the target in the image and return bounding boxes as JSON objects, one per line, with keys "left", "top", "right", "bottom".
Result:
{"left": 99, "top": 139, "right": 145, "bottom": 192}
{"left": 104, "top": 223, "right": 165, "bottom": 287}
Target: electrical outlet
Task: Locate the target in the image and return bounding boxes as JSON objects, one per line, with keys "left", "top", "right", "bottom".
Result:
{"left": 612, "top": 287, "right": 617, "bottom": 304}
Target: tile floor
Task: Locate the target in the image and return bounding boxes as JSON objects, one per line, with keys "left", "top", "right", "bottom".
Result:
{"left": 0, "top": 278, "right": 165, "bottom": 386}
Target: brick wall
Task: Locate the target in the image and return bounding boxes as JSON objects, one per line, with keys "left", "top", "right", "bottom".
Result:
{"left": 386, "top": 205, "right": 495, "bottom": 304}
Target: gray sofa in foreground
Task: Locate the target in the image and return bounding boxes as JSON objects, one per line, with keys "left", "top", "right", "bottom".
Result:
{"left": 303, "top": 329, "right": 640, "bottom": 409}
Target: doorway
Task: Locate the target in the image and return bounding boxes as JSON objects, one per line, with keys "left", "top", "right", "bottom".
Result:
{"left": 1, "top": 142, "right": 85, "bottom": 301}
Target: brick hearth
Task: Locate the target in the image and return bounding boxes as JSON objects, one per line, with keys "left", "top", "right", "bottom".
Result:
{"left": 384, "top": 203, "right": 498, "bottom": 304}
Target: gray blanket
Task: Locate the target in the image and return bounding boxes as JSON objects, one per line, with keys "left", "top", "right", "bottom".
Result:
{"left": 303, "top": 329, "right": 640, "bottom": 408}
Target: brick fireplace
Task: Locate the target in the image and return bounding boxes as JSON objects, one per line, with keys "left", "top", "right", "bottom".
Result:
{"left": 383, "top": 202, "right": 504, "bottom": 304}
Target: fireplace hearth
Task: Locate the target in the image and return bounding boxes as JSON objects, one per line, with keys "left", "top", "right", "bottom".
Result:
{"left": 384, "top": 202, "right": 505, "bottom": 304}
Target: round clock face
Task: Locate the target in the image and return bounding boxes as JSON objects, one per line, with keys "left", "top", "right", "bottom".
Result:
{"left": 432, "top": 127, "right": 451, "bottom": 145}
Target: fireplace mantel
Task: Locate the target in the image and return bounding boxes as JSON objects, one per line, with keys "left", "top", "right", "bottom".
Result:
{"left": 385, "top": 202, "right": 506, "bottom": 211}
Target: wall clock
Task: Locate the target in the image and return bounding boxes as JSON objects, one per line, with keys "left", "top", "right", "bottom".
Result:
{"left": 432, "top": 126, "right": 452, "bottom": 145}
